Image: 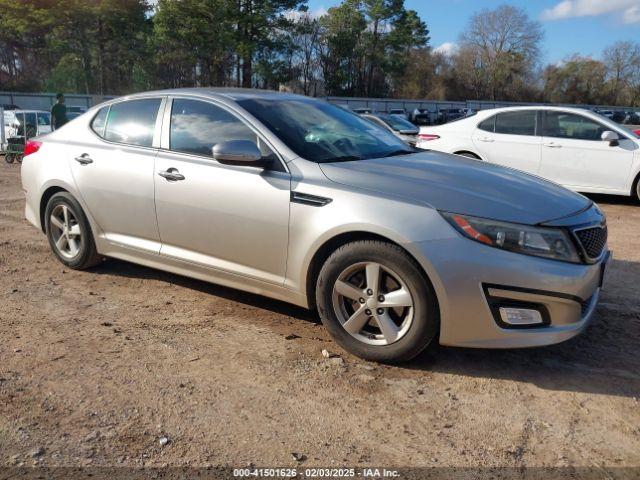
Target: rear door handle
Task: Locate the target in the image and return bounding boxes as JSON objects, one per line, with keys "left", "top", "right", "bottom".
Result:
{"left": 74, "top": 153, "right": 93, "bottom": 165}
{"left": 543, "top": 142, "right": 562, "bottom": 148}
{"left": 158, "top": 168, "right": 185, "bottom": 181}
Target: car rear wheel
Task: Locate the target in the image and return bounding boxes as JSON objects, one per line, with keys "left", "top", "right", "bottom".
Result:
{"left": 634, "top": 175, "right": 640, "bottom": 203}
{"left": 316, "top": 240, "right": 439, "bottom": 363}
{"left": 44, "top": 192, "right": 102, "bottom": 270}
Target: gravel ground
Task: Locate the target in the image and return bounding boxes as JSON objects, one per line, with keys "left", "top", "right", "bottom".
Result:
{"left": 0, "top": 162, "right": 639, "bottom": 476}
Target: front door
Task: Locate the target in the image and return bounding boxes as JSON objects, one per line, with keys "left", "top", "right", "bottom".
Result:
{"left": 539, "top": 111, "right": 634, "bottom": 190}
{"left": 154, "top": 97, "right": 290, "bottom": 285}
{"left": 67, "top": 98, "right": 163, "bottom": 252}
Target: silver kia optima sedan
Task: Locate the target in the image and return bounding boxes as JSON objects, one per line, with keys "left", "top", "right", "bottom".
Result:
{"left": 21, "top": 89, "right": 611, "bottom": 362}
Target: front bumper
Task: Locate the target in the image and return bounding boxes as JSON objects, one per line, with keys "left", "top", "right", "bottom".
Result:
{"left": 409, "top": 237, "right": 610, "bottom": 348}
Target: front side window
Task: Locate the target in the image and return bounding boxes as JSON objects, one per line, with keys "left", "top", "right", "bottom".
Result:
{"left": 495, "top": 111, "right": 537, "bottom": 136}
{"left": 237, "top": 98, "right": 411, "bottom": 162}
{"left": 170, "top": 99, "right": 264, "bottom": 156}
{"left": 104, "top": 99, "right": 161, "bottom": 147}
{"left": 543, "top": 111, "right": 607, "bottom": 141}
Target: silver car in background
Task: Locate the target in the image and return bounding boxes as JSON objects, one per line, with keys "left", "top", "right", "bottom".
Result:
{"left": 22, "top": 89, "right": 610, "bottom": 362}
{"left": 361, "top": 113, "right": 420, "bottom": 146}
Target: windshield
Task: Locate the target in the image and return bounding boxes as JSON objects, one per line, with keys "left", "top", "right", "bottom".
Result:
{"left": 237, "top": 98, "right": 412, "bottom": 162}
{"left": 377, "top": 114, "right": 418, "bottom": 132}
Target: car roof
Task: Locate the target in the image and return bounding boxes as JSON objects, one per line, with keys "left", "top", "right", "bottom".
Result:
{"left": 117, "top": 87, "right": 310, "bottom": 103}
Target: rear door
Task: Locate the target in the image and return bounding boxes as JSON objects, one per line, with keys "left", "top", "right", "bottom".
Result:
{"left": 539, "top": 111, "right": 634, "bottom": 190}
{"left": 471, "top": 110, "right": 541, "bottom": 174}
{"left": 67, "top": 98, "right": 164, "bottom": 252}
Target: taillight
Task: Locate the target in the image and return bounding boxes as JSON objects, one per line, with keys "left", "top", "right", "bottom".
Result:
{"left": 418, "top": 134, "right": 440, "bottom": 141}
{"left": 24, "top": 140, "right": 42, "bottom": 157}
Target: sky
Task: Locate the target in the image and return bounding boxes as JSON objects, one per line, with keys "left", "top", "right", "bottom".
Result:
{"left": 304, "top": 0, "right": 640, "bottom": 64}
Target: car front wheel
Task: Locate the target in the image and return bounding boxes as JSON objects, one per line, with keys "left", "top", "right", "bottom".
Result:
{"left": 44, "top": 192, "right": 102, "bottom": 269}
{"left": 316, "top": 240, "right": 439, "bottom": 363}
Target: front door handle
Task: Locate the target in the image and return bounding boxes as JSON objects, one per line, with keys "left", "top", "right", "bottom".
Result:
{"left": 478, "top": 137, "right": 494, "bottom": 142}
{"left": 543, "top": 142, "right": 562, "bottom": 148}
{"left": 158, "top": 168, "right": 185, "bottom": 181}
{"left": 74, "top": 153, "right": 93, "bottom": 165}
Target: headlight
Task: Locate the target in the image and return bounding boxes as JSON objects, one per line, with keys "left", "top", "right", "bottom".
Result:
{"left": 441, "top": 212, "right": 581, "bottom": 263}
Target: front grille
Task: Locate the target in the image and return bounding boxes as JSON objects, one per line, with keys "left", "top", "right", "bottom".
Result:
{"left": 574, "top": 225, "right": 607, "bottom": 260}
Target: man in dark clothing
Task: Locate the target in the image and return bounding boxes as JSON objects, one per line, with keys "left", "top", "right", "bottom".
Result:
{"left": 51, "top": 93, "right": 68, "bottom": 130}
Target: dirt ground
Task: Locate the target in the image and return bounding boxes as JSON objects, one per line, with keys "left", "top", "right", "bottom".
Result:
{"left": 1, "top": 162, "right": 639, "bottom": 476}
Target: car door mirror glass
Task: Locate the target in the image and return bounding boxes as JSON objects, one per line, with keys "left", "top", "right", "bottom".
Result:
{"left": 213, "top": 140, "right": 265, "bottom": 167}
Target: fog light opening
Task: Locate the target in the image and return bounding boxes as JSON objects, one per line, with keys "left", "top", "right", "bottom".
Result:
{"left": 499, "top": 307, "right": 544, "bottom": 326}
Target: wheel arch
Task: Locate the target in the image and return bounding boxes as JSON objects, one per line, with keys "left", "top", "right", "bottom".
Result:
{"left": 304, "top": 231, "right": 440, "bottom": 322}
{"left": 39, "top": 186, "right": 69, "bottom": 233}
{"left": 632, "top": 169, "right": 640, "bottom": 200}
{"left": 453, "top": 150, "right": 482, "bottom": 160}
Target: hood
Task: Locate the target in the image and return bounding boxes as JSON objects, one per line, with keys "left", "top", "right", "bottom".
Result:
{"left": 319, "top": 151, "right": 591, "bottom": 225}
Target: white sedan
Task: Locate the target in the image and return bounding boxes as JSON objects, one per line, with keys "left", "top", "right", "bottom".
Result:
{"left": 416, "top": 106, "right": 640, "bottom": 201}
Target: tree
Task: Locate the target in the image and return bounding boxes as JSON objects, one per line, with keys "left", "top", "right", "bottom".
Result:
{"left": 458, "top": 5, "right": 543, "bottom": 100}
{"left": 232, "top": 0, "right": 305, "bottom": 88}
{"left": 603, "top": 41, "right": 640, "bottom": 106}
{"left": 543, "top": 56, "right": 607, "bottom": 105}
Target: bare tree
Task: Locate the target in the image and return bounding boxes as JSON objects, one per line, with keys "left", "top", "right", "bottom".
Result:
{"left": 458, "top": 5, "right": 543, "bottom": 100}
{"left": 603, "top": 41, "right": 640, "bottom": 105}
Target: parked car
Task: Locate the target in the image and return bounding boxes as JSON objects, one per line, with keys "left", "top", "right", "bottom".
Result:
{"left": 623, "top": 111, "right": 640, "bottom": 125}
{"left": 3, "top": 110, "right": 51, "bottom": 141}
{"left": 611, "top": 111, "right": 627, "bottom": 123}
{"left": 361, "top": 113, "right": 419, "bottom": 146}
{"left": 22, "top": 89, "right": 610, "bottom": 362}
{"left": 410, "top": 108, "right": 431, "bottom": 125}
{"left": 387, "top": 108, "right": 407, "bottom": 118}
{"left": 599, "top": 110, "right": 614, "bottom": 120}
{"left": 417, "top": 106, "right": 640, "bottom": 201}
{"left": 633, "top": 129, "right": 640, "bottom": 137}
{"left": 1, "top": 104, "right": 21, "bottom": 111}
{"left": 435, "top": 108, "right": 466, "bottom": 124}
{"left": 352, "top": 107, "right": 373, "bottom": 114}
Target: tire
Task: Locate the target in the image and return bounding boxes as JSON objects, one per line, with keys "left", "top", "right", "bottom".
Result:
{"left": 634, "top": 175, "right": 640, "bottom": 203}
{"left": 44, "top": 192, "right": 102, "bottom": 269}
{"left": 316, "top": 240, "right": 439, "bottom": 363}
{"left": 5, "top": 153, "right": 14, "bottom": 164}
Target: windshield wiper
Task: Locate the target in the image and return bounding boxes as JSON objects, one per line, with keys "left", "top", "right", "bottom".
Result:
{"left": 381, "top": 149, "right": 415, "bottom": 158}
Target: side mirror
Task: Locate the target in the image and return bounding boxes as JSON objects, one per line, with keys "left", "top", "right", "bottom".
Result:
{"left": 601, "top": 130, "right": 619, "bottom": 146}
{"left": 212, "top": 140, "right": 267, "bottom": 167}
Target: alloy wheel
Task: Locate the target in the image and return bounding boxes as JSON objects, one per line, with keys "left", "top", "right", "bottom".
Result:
{"left": 331, "top": 262, "right": 414, "bottom": 346}
{"left": 49, "top": 204, "right": 83, "bottom": 259}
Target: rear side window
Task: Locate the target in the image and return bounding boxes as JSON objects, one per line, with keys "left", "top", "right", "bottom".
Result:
{"left": 169, "top": 99, "right": 262, "bottom": 156}
{"left": 495, "top": 111, "right": 537, "bottom": 136}
{"left": 90, "top": 106, "right": 109, "bottom": 136}
{"left": 104, "top": 99, "right": 161, "bottom": 147}
{"left": 477, "top": 115, "right": 495, "bottom": 132}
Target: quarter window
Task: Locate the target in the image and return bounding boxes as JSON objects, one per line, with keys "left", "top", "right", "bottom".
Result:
{"left": 494, "top": 111, "right": 537, "bottom": 136}
{"left": 477, "top": 116, "right": 495, "bottom": 132}
{"left": 90, "top": 106, "right": 109, "bottom": 137}
{"left": 104, "top": 99, "right": 161, "bottom": 147}
{"left": 542, "top": 111, "right": 607, "bottom": 141}
{"left": 169, "top": 99, "right": 267, "bottom": 157}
